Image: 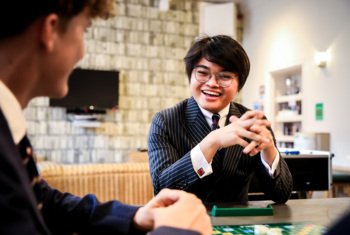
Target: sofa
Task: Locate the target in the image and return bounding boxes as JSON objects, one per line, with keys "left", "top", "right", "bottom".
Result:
{"left": 38, "top": 161, "right": 154, "bottom": 205}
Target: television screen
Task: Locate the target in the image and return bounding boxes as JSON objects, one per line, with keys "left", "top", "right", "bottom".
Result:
{"left": 50, "top": 68, "right": 119, "bottom": 113}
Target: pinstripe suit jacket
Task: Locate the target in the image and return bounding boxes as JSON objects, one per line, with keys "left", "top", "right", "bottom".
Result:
{"left": 148, "top": 97, "right": 293, "bottom": 204}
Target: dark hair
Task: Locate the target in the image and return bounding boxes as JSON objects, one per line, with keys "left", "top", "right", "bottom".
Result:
{"left": 184, "top": 35, "right": 250, "bottom": 91}
{"left": 0, "top": 0, "right": 114, "bottom": 40}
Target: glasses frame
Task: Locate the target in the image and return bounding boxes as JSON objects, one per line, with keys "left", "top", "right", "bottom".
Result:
{"left": 193, "top": 67, "right": 237, "bottom": 88}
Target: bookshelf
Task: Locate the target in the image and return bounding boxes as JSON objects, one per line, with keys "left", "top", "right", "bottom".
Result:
{"left": 270, "top": 65, "right": 302, "bottom": 148}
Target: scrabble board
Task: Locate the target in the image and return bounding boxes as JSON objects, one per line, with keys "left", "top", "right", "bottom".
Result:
{"left": 212, "top": 222, "right": 326, "bottom": 235}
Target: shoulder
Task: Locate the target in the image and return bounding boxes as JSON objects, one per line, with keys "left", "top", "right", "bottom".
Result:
{"left": 326, "top": 210, "right": 350, "bottom": 235}
{"left": 154, "top": 99, "right": 189, "bottom": 120}
{"left": 232, "top": 102, "right": 250, "bottom": 112}
{"left": 229, "top": 101, "right": 251, "bottom": 117}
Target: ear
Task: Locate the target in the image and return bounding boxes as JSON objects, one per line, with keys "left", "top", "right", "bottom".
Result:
{"left": 39, "top": 14, "right": 59, "bottom": 51}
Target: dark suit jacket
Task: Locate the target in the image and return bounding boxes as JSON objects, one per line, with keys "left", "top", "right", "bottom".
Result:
{"left": 325, "top": 210, "right": 350, "bottom": 235}
{"left": 0, "top": 109, "right": 199, "bottom": 235}
{"left": 148, "top": 97, "right": 293, "bottom": 204}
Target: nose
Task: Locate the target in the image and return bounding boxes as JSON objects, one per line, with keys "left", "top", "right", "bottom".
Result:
{"left": 206, "top": 74, "right": 220, "bottom": 87}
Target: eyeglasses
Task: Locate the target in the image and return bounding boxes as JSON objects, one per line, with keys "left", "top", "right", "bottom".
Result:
{"left": 193, "top": 67, "right": 237, "bottom": 88}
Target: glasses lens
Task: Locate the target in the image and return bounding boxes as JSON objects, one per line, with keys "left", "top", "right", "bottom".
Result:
{"left": 194, "top": 68, "right": 235, "bottom": 87}
{"left": 217, "top": 72, "right": 234, "bottom": 87}
{"left": 195, "top": 68, "right": 210, "bottom": 83}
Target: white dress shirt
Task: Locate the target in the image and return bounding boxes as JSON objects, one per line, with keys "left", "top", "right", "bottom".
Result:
{"left": 0, "top": 80, "right": 26, "bottom": 144}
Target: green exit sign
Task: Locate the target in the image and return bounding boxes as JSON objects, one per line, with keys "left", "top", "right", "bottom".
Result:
{"left": 315, "top": 103, "right": 323, "bottom": 121}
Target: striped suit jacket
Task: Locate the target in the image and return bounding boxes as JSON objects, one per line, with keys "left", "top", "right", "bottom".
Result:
{"left": 148, "top": 97, "right": 293, "bottom": 203}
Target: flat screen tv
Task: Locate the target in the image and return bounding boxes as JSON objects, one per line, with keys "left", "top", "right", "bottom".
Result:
{"left": 50, "top": 68, "right": 119, "bottom": 114}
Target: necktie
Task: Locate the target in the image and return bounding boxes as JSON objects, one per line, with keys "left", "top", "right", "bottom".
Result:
{"left": 211, "top": 113, "right": 225, "bottom": 170}
{"left": 211, "top": 113, "right": 220, "bottom": 130}
{"left": 18, "top": 135, "right": 43, "bottom": 209}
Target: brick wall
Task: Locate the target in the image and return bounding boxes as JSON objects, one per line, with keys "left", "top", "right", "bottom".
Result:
{"left": 25, "top": 0, "right": 199, "bottom": 163}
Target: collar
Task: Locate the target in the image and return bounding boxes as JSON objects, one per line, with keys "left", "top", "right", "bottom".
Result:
{"left": 0, "top": 80, "right": 26, "bottom": 144}
{"left": 198, "top": 103, "right": 230, "bottom": 127}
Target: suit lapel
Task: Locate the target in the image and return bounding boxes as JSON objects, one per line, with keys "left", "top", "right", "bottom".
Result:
{"left": 225, "top": 101, "right": 243, "bottom": 124}
{"left": 221, "top": 102, "right": 245, "bottom": 175}
{"left": 185, "top": 98, "right": 224, "bottom": 176}
{"left": 0, "top": 109, "right": 50, "bottom": 234}
{"left": 185, "top": 97, "right": 211, "bottom": 147}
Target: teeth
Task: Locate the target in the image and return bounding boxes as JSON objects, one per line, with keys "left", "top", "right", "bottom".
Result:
{"left": 203, "top": 90, "right": 220, "bottom": 96}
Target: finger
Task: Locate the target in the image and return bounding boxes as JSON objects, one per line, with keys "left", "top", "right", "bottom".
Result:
{"left": 256, "top": 128, "right": 274, "bottom": 143}
{"left": 154, "top": 189, "right": 183, "bottom": 206}
{"left": 249, "top": 124, "right": 264, "bottom": 133}
{"left": 249, "top": 148, "right": 260, "bottom": 156}
{"left": 250, "top": 142, "right": 266, "bottom": 156}
{"left": 240, "top": 118, "right": 271, "bottom": 130}
{"left": 252, "top": 118, "right": 271, "bottom": 127}
{"left": 243, "top": 141, "right": 258, "bottom": 154}
{"left": 239, "top": 110, "right": 260, "bottom": 120}
{"left": 234, "top": 137, "right": 250, "bottom": 148}
{"left": 239, "top": 129, "right": 270, "bottom": 143}
{"left": 240, "top": 110, "right": 265, "bottom": 120}
{"left": 229, "top": 115, "right": 239, "bottom": 123}
{"left": 243, "top": 140, "right": 263, "bottom": 156}
{"left": 229, "top": 114, "right": 270, "bottom": 129}
{"left": 253, "top": 111, "right": 266, "bottom": 119}
{"left": 249, "top": 126, "right": 272, "bottom": 143}
{"left": 250, "top": 139, "right": 272, "bottom": 156}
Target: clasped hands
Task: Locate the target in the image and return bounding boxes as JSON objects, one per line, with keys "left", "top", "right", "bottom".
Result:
{"left": 133, "top": 188, "right": 212, "bottom": 235}
{"left": 213, "top": 110, "right": 275, "bottom": 157}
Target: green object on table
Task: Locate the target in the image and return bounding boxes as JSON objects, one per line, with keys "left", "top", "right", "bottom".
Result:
{"left": 211, "top": 204, "right": 273, "bottom": 217}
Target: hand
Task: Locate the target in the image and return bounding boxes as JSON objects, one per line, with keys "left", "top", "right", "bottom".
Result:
{"left": 153, "top": 189, "right": 212, "bottom": 235}
{"left": 200, "top": 110, "right": 271, "bottom": 163}
{"left": 238, "top": 112, "right": 278, "bottom": 165}
{"left": 218, "top": 110, "right": 271, "bottom": 149}
{"left": 133, "top": 189, "right": 212, "bottom": 235}
{"left": 133, "top": 188, "right": 179, "bottom": 231}
{"left": 242, "top": 122, "right": 275, "bottom": 156}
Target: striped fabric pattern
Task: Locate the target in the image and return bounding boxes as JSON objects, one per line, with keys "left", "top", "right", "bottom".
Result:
{"left": 148, "top": 97, "right": 293, "bottom": 203}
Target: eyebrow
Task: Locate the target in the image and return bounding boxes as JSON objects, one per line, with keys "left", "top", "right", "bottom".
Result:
{"left": 194, "top": 65, "right": 235, "bottom": 74}
{"left": 194, "top": 65, "right": 209, "bottom": 69}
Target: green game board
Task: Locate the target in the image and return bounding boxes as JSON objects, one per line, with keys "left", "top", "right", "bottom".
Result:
{"left": 212, "top": 222, "right": 326, "bottom": 235}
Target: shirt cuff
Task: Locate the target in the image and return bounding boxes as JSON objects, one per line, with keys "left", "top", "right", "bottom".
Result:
{"left": 191, "top": 145, "right": 213, "bottom": 178}
{"left": 260, "top": 150, "right": 280, "bottom": 177}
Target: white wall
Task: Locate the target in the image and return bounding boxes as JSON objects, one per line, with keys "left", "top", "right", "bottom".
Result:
{"left": 240, "top": 0, "right": 350, "bottom": 168}
{"left": 199, "top": 2, "right": 236, "bottom": 38}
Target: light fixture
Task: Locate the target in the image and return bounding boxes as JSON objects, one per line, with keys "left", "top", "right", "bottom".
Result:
{"left": 315, "top": 51, "right": 329, "bottom": 68}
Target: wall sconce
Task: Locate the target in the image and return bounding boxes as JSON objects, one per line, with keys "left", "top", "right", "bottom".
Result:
{"left": 315, "top": 51, "right": 329, "bottom": 68}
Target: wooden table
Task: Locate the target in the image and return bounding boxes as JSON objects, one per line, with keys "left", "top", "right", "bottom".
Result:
{"left": 211, "top": 197, "right": 350, "bottom": 227}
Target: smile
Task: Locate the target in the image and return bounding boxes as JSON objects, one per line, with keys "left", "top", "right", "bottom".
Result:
{"left": 202, "top": 90, "right": 222, "bottom": 97}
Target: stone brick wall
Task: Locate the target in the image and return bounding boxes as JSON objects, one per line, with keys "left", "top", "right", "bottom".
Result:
{"left": 25, "top": 0, "right": 199, "bottom": 163}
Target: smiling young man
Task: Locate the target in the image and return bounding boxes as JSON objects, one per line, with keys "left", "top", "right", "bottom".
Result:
{"left": 148, "top": 35, "right": 293, "bottom": 204}
{"left": 0, "top": 1, "right": 212, "bottom": 235}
